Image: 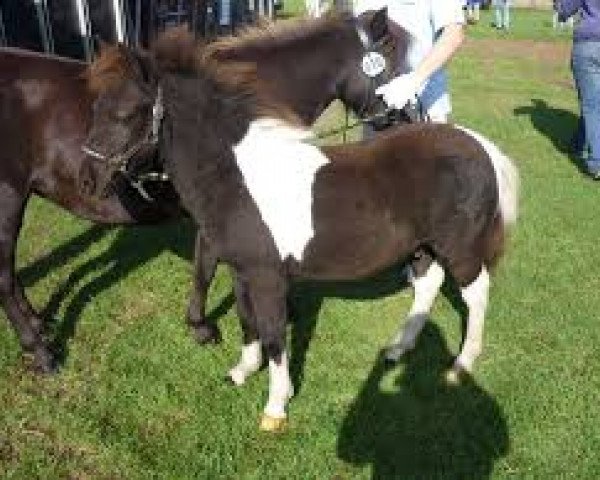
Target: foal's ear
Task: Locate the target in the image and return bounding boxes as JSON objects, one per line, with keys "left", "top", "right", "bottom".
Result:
{"left": 93, "top": 36, "right": 110, "bottom": 56}
{"left": 132, "top": 50, "right": 159, "bottom": 86}
{"left": 370, "top": 7, "right": 389, "bottom": 42}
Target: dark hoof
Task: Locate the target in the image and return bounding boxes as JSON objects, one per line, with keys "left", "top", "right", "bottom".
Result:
{"left": 383, "top": 356, "right": 398, "bottom": 369}
{"left": 23, "top": 347, "right": 58, "bottom": 374}
{"left": 29, "top": 316, "right": 46, "bottom": 333}
{"left": 224, "top": 375, "right": 236, "bottom": 386}
{"left": 190, "top": 323, "right": 222, "bottom": 345}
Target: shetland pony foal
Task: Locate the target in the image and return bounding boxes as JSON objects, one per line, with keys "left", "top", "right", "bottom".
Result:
{"left": 87, "top": 60, "right": 519, "bottom": 430}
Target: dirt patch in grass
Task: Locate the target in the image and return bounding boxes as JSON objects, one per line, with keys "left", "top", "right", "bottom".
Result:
{"left": 463, "top": 38, "right": 571, "bottom": 64}
{"left": 461, "top": 38, "right": 573, "bottom": 90}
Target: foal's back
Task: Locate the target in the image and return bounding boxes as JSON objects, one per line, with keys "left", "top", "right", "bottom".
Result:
{"left": 300, "top": 124, "right": 498, "bottom": 280}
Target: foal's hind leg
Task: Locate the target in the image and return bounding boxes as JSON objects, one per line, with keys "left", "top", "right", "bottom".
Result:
{"left": 0, "top": 184, "right": 55, "bottom": 372}
{"left": 385, "top": 258, "right": 445, "bottom": 362}
{"left": 446, "top": 265, "right": 490, "bottom": 383}
{"left": 227, "top": 276, "right": 262, "bottom": 386}
{"left": 186, "top": 232, "right": 221, "bottom": 344}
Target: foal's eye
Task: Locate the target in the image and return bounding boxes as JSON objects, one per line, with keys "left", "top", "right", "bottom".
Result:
{"left": 114, "top": 107, "right": 136, "bottom": 122}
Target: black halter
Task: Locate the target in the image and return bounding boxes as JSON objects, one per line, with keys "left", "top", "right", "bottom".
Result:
{"left": 351, "top": 22, "right": 428, "bottom": 130}
{"left": 82, "top": 87, "right": 168, "bottom": 201}
{"left": 352, "top": 22, "right": 395, "bottom": 118}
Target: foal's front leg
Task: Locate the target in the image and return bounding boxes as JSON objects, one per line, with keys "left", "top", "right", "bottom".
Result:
{"left": 244, "top": 267, "right": 293, "bottom": 432}
{"left": 227, "top": 276, "right": 262, "bottom": 386}
{"left": 186, "top": 232, "right": 221, "bottom": 344}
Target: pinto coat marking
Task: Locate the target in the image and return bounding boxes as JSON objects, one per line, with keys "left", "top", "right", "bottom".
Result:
{"left": 233, "top": 119, "right": 328, "bottom": 261}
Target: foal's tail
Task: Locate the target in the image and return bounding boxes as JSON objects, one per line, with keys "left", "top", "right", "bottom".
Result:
{"left": 456, "top": 126, "right": 519, "bottom": 227}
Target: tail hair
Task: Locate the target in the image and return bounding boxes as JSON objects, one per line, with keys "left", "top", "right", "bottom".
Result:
{"left": 456, "top": 126, "right": 519, "bottom": 227}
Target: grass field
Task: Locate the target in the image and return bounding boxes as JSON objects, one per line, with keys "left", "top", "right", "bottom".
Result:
{"left": 2, "top": 8, "right": 600, "bottom": 480}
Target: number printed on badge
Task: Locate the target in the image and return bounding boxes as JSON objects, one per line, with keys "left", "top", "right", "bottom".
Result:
{"left": 361, "top": 52, "right": 386, "bottom": 78}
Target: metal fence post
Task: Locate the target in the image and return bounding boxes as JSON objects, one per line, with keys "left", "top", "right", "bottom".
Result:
{"left": 34, "top": 0, "right": 54, "bottom": 53}
{"left": 74, "top": 0, "right": 92, "bottom": 61}
{"left": 112, "top": 0, "right": 126, "bottom": 43}
{"left": 0, "top": 7, "right": 6, "bottom": 47}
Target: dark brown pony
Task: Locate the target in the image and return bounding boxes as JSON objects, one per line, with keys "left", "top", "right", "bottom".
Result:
{"left": 0, "top": 10, "right": 404, "bottom": 372}
{"left": 85, "top": 25, "right": 519, "bottom": 431}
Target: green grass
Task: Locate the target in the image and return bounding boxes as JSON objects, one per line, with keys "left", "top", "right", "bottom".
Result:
{"left": 2, "top": 9, "right": 599, "bottom": 480}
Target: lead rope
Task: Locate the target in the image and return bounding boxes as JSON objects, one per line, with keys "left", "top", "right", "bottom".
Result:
{"left": 343, "top": 104, "right": 349, "bottom": 143}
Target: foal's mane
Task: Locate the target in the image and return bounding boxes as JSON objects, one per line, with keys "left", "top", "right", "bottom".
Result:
{"left": 85, "top": 14, "right": 350, "bottom": 124}
{"left": 153, "top": 24, "right": 311, "bottom": 126}
{"left": 202, "top": 12, "right": 351, "bottom": 58}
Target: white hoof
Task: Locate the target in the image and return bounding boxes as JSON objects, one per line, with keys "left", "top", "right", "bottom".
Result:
{"left": 228, "top": 367, "right": 247, "bottom": 386}
{"left": 444, "top": 361, "right": 469, "bottom": 385}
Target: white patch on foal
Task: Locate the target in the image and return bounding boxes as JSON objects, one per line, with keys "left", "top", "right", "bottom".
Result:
{"left": 386, "top": 261, "right": 445, "bottom": 362}
{"left": 229, "top": 341, "right": 262, "bottom": 386}
{"left": 456, "top": 266, "right": 490, "bottom": 373}
{"left": 233, "top": 119, "right": 329, "bottom": 261}
{"left": 264, "top": 350, "right": 294, "bottom": 419}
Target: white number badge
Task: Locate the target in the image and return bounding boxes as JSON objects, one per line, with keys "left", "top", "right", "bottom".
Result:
{"left": 361, "top": 52, "right": 386, "bottom": 78}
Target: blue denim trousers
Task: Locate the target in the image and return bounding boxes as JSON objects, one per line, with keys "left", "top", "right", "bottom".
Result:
{"left": 571, "top": 41, "right": 600, "bottom": 171}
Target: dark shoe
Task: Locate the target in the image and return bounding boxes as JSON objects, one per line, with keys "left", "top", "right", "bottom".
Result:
{"left": 586, "top": 162, "right": 600, "bottom": 180}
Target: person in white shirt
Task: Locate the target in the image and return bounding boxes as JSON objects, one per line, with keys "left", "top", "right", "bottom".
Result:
{"left": 354, "top": 0, "right": 465, "bottom": 122}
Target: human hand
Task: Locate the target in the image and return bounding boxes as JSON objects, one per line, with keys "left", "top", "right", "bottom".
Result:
{"left": 375, "top": 73, "right": 423, "bottom": 110}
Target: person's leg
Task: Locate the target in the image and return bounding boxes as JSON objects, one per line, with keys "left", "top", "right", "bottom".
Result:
{"left": 494, "top": 1, "right": 503, "bottom": 28}
{"left": 571, "top": 41, "right": 600, "bottom": 177}
{"left": 503, "top": 0, "right": 510, "bottom": 30}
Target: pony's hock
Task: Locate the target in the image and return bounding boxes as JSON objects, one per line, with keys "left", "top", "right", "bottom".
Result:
{"left": 87, "top": 12, "right": 519, "bottom": 428}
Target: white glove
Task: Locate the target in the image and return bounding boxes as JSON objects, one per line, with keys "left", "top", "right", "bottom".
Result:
{"left": 375, "top": 73, "right": 423, "bottom": 110}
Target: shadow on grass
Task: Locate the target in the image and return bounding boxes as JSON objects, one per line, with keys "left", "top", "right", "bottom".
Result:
{"left": 337, "top": 323, "right": 509, "bottom": 480}
{"left": 287, "top": 263, "right": 409, "bottom": 394}
{"left": 513, "top": 98, "right": 585, "bottom": 174}
{"left": 18, "top": 220, "right": 234, "bottom": 364}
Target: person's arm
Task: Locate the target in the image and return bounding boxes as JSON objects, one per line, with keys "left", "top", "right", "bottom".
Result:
{"left": 376, "top": 22, "right": 464, "bottom": 109}
{"left": 411, "top": 23, "right": 465, "bottom": 89}
{"left": 555, "top": 0, "right": 582, "bottom": 21}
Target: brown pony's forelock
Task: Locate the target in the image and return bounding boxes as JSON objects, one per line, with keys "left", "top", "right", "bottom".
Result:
{"left": 85, "top": 44, "right": 132, "bottom": 94}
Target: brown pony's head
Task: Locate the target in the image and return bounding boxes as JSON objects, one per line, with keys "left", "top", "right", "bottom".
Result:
{"left": 83, "top": 42, "right": 160, "bottom": 180}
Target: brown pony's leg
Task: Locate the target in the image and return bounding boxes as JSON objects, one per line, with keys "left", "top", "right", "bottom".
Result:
{"left": 186, "top": 232, "right": 221, "bottom": 344}
{"left": 0, "top": 184, "right": 55, "bottom": 372}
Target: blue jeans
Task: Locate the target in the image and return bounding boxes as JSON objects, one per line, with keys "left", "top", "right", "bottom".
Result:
{"left": 571, "top": 41, "right": 600, "bottom": 172}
